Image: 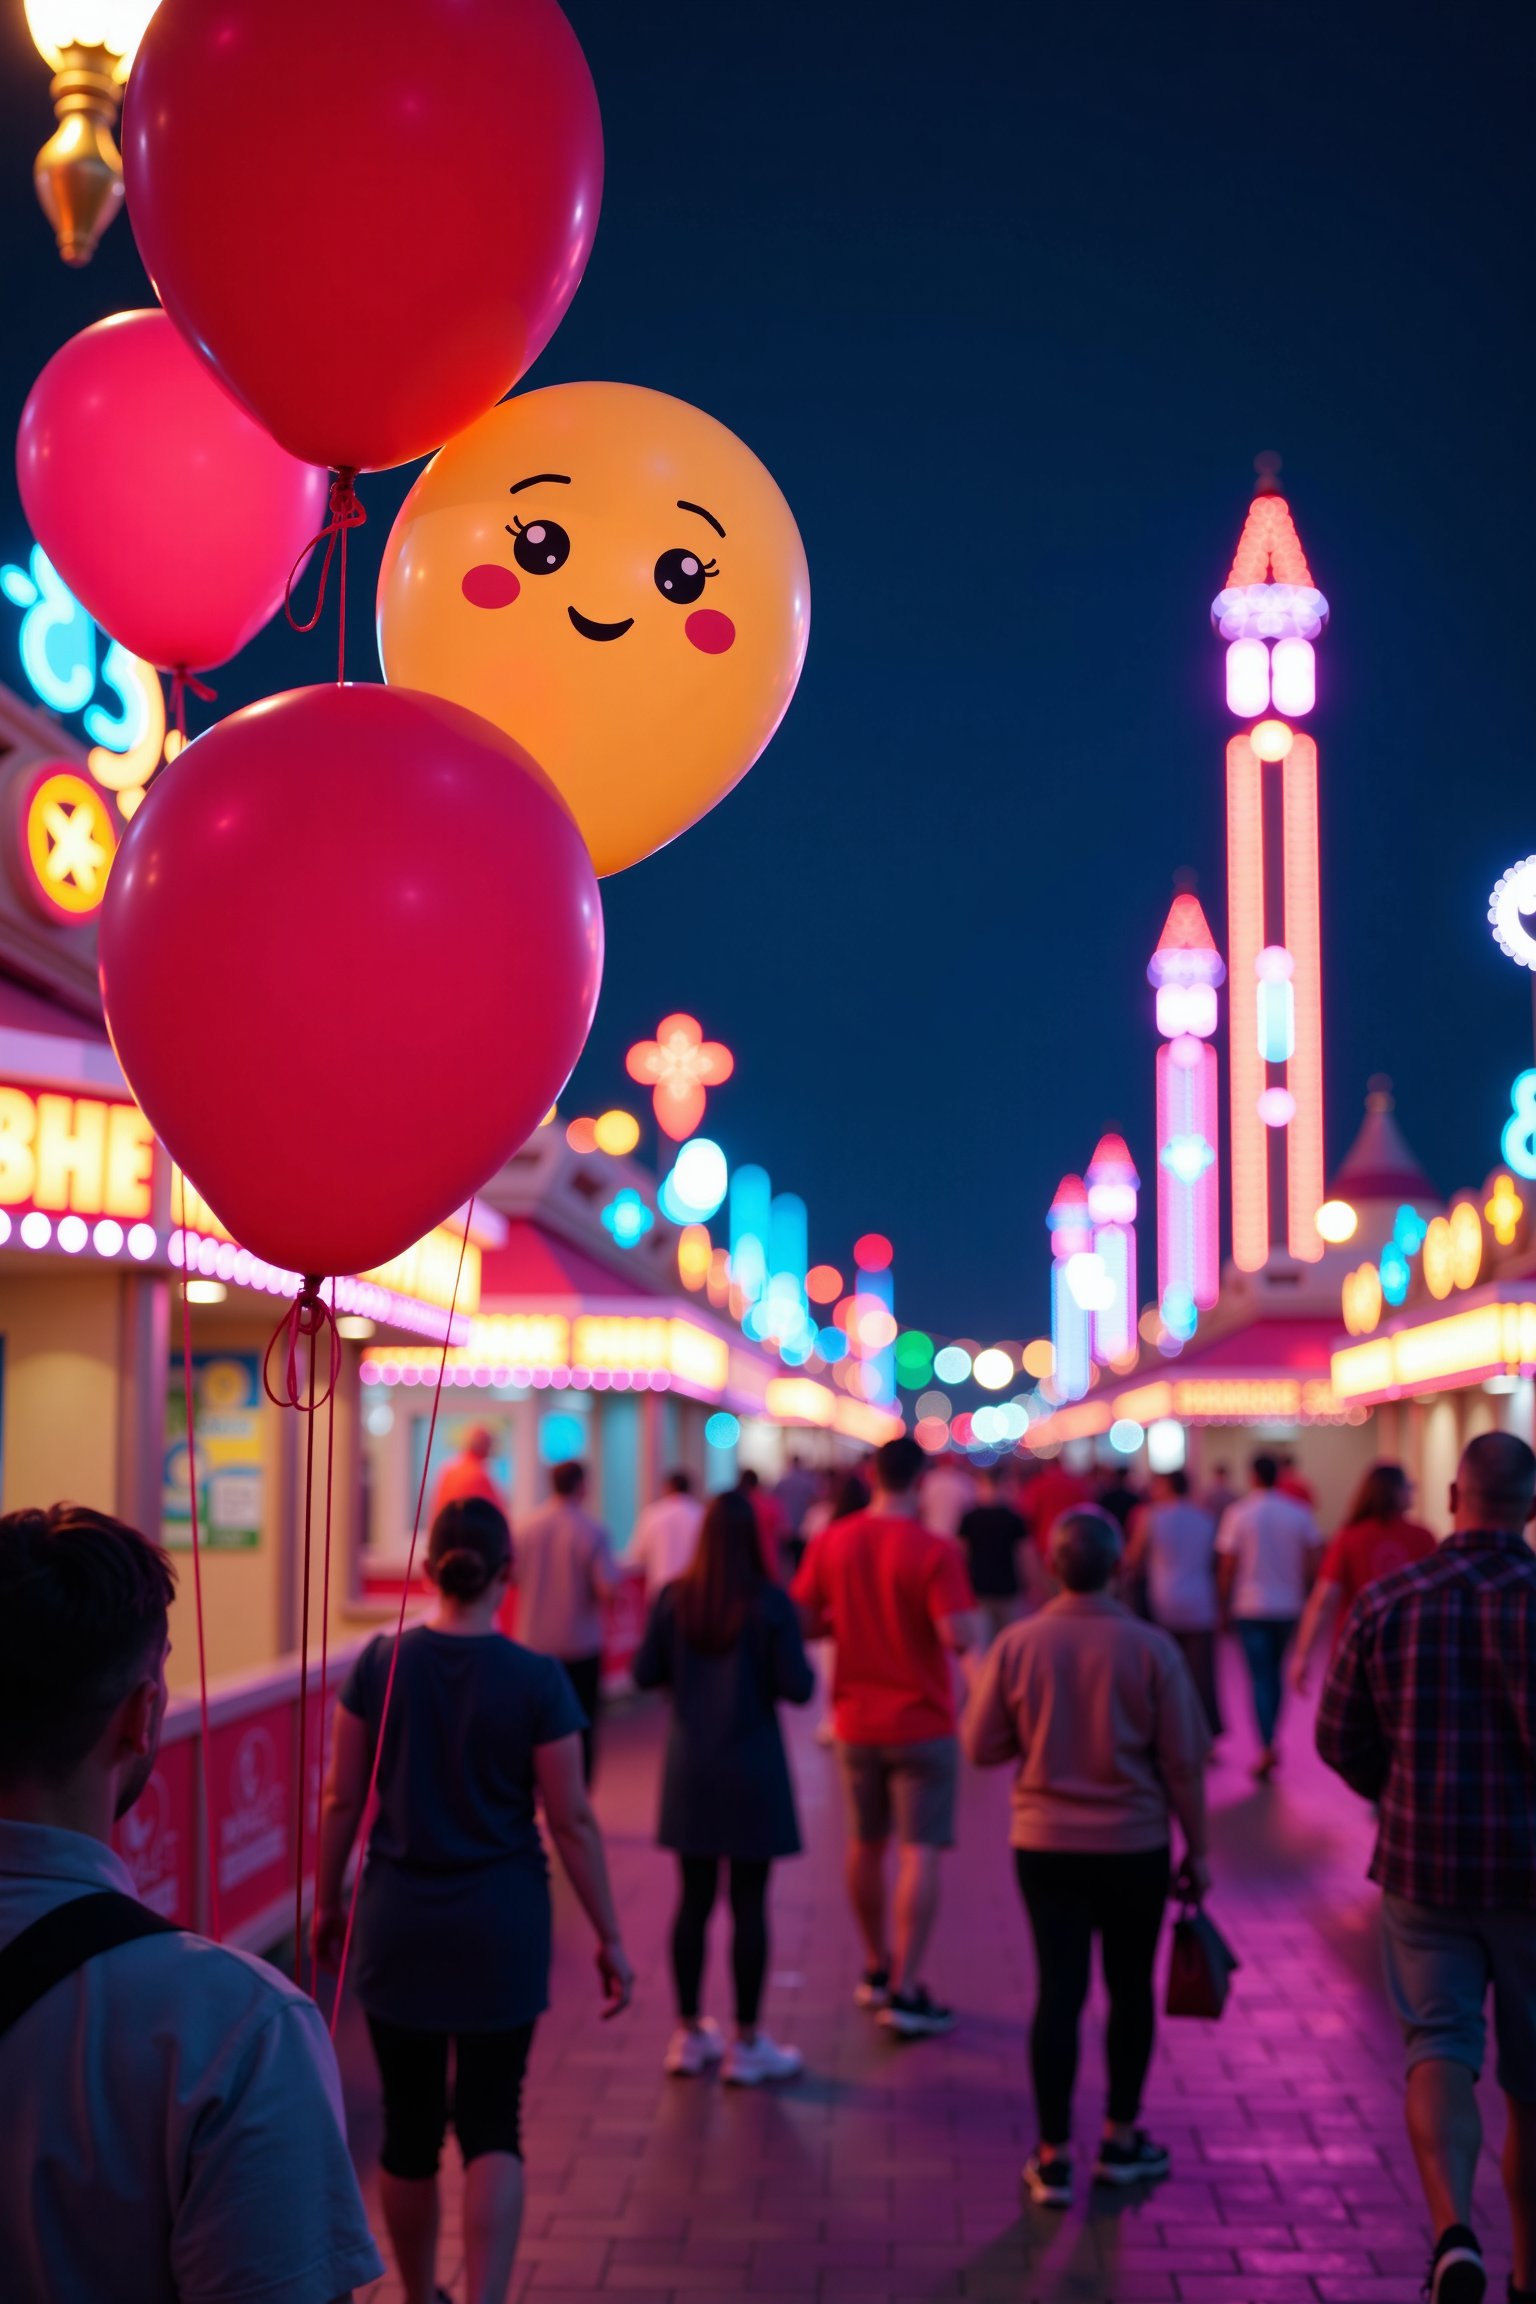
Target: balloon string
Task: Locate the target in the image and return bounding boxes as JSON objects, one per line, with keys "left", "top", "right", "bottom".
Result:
{"left": 284, "top": 470, "right": 366, "bottom": 644}
{"left": 176, "top": 1180, "right": 222, "bottom": 1942}
{"left": 293, "top": 1307, "right": 318, "bottom": 1987}
{"left": 329, "top": 1203, "right": 474, "bottom": 2038}
{"left": 311, "top": 1344, "right": 339, "bottom": 1982}
{"left": 168, "top": 666, "right": 217, "bottom": 746}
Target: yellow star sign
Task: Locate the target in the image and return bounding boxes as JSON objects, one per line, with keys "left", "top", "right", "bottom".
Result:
{"left": 24, "top": 770, "right": 118, "bottom": 921}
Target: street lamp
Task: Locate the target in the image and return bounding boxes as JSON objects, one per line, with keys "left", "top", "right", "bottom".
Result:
{"left": 25, "top": 2, "right": 157, "bottom": 266}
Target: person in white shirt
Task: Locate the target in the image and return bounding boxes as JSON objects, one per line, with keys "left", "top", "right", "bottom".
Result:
{"left": 0, "top": 1502, "right": 382, "bottom": 2304}
{"left": 920, "top": 1453, "right": 976, "bottom": 1540}
{"left": 1215, "top": 1454, "right": 1322, "bottom": 1779}
{"left": 627, "top": 1470, "right": 706, "bottom": 1600}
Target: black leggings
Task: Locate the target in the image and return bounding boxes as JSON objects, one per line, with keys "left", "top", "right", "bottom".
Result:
{"left": 1014, "top": 1847, "right": 1170, "bottom": 2147}
{"left": 671, "top": 1855, "right": 771, "bottom": 2027}
{"left": 366, "top": 2013, "right": 535, "bottom": 2179}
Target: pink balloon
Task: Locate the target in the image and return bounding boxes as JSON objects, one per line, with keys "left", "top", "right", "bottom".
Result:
{"left": 99, "top": 684, "right": 604, "bottom": 1277}
{"left": 17, "top": 309, "right": 329, "bottom": 672}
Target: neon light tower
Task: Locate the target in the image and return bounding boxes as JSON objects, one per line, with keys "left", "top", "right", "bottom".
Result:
{"left": 1214, "top": 464, "right": 1329, "bottom": 1269}
{"left": 1047, "top": 1174, "right": 1093, "bottom": 1403}
{"left": 1149, "top": 891, "right": 1224, "bottom": 1332}
{"left": 1085, "top": 1134, "right": 1139, "bottom": 1365}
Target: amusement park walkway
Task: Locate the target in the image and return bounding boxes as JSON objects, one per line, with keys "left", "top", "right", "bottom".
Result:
{"left": 336, "top": 1648, "right": 1516, "bottom": 2304}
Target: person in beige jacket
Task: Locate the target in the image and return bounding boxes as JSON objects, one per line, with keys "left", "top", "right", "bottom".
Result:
{"left": 963, "top": 1505, "right": 1211, "bottom": 2209}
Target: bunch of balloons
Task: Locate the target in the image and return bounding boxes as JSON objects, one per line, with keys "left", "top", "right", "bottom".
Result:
{"left": 15, "top": 0, "right": 809, "bottom": 1286}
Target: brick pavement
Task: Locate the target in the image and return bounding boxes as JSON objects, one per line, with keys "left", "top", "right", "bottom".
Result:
{"left": 341, "top": 1646, "right": 1516, "bottom": 2304}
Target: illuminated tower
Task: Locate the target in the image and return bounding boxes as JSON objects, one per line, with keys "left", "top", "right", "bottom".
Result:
{"left": 1214, "top": 467, "right": 1329, "bottom": 1269}
{"left": 1085, "top": 1133, "right": 1139, "bottom": 1366}
{"left": 1047, "top": 1174, "right": 1093, "bottom": 1404}
{"left": 1149, "top": 891, "right": 1224, "bottom": 1333}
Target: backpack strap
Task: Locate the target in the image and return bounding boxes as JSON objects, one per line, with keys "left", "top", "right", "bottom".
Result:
{"left": 0, "top": 1890, "right": 183, "bottom": 2043}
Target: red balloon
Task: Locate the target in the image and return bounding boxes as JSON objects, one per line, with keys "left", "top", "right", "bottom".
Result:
{"left": 17, "top": 310, "right": 329, "bottom": 673}
{"left": 99, "top": 685, "right": 603, "bottom": 1277}
{"left": 122, "top": 0, "right": 603, "bottom": 474}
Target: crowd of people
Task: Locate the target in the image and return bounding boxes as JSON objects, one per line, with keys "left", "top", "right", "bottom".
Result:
{"left": 0, "top": 1423, "right": 1532, "bottom": 2304}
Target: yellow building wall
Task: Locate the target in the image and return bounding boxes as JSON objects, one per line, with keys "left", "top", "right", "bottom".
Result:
{"left": 164, "top": 1310, "right": 288, "bottom": 1691}
{"left": 0, "top": 1269, "right": 122, "bottom": 1517}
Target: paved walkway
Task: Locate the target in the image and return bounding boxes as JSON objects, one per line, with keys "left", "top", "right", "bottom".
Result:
{"left": 340, "top": 1646, "right": 1516, "bottom": 2304}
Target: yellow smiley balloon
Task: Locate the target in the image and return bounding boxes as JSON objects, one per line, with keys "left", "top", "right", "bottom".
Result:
{"left": 376, "top": 382, "right": 810, "bottom": 876}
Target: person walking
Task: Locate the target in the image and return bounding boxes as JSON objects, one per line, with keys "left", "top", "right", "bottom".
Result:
{"left": 431, "top": 1422, "right": 506, "bottom": 1525}
{"left": 920, "top": 1449, "right": 976, "bottom": 1539}
{"left": 964, "top": 1506, "right": 1211, "bottom": 2208}
{"left": 801, "top": 1467, "right": 871, "bottom": 1745}
{"left": 958, "top": 1461, "right": 1044, "bottom": 1644}
{"left": 510, "top": 1460, "right": 618, "bottom": 1782}
{"left": 1290, "top": 1461, "right": 1435, "bottom": 1693}
{"left": 633, "top": 1488, "right": 815, "bottom": 2085}
{"left": 627, "top": 1469, "right": 705, "bottom": 1602}
{"left": 1316, "top": 1431, "right": 1536, "bottom": 2304}
{"left": 316, "top": 1495, "right": 633, "bottom": 2304}
{"left": 0, "top": 1504, "right": 383, "bottom": 2304}
{"left": 775, "top": 1452, "right": 820, "bottom": 1570}
{"left": 792, "top": 1433, "right": 979, "bottom": 2036}
{"left": 1215, "top": 1452, "right": 1321, "bottom": 1777}
{"left": 1124, "top": 1469, "right": 1222, "bottom": 1735}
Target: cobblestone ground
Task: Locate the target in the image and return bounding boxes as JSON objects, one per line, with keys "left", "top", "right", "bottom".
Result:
{"left": 342, "top": 1645, "right": 1514, "bottom": 2304}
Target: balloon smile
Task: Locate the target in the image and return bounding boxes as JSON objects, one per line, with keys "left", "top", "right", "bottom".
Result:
{"left": 567, "top": 606, "right": 634, "bottom": 642}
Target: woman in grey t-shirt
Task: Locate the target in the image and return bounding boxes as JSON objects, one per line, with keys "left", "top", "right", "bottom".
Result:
{"left": 316, "top": 1498, "right": 633, "bottom": 2304}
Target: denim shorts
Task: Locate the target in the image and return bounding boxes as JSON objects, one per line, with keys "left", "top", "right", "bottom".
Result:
{"left": 838, "top": 1735, "right": 958, "bottom": 1848}
{"left": 1381, "top": 1894, "right": 1536, "bottom": 2100}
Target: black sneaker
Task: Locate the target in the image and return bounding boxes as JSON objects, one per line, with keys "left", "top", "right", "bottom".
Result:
{"left": 854, "top": 1966, "right": 890, "bottom": 2009}
{"left": 1093, "top": 2130, "right": 1172, "bottom": 2187}
{"left": 878, "top": 1985, "right": 956, "bottom": 2037}
{"left": 1425, "top": 2225, "right": 1485, "bottom": 2304}
{"left": 1022, "top": 2151, "right": 1072, "bottom": 2208}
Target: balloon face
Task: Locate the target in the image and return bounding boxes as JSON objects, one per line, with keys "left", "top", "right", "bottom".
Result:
{"left": 377, "top": 384, "right": 810, "bottom": 875}
{"left": 99, "top": 684, "right": 603, "bottom": 1278}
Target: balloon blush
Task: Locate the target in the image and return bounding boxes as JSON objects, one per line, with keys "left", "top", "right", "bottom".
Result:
{"left": 685, "top": 610, "right": 736, "bottom": 655}
{"left": 462, "top": 564, "right": 522, "bottom": 609}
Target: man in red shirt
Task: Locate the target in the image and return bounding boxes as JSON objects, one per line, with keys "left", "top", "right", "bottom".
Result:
{"left": 792, "top": 1434, "right": 979, "bottom": 2036}
{"left": 430, "top": 1424, "right": 505, "bottom": 1525}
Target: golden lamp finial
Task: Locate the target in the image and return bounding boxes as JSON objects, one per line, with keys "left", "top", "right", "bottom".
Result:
{"left": 25, "top": 3, "right": 157, "bottom": 267}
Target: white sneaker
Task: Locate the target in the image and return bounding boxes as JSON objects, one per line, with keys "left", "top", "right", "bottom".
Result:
{"left": 722, "top": 2032, "right": 803, "bottom": 2086}
{"left": 664, "top": 2020, "right": 724, "bottom": 2076}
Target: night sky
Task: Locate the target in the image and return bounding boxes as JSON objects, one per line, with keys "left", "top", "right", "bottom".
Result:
{"left": 1, "top": 2, "right": 1532, "bottom": 1342}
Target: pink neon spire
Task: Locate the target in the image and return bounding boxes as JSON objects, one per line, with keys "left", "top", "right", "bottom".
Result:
{"left": 1148, "top": 892, "right": 1226, "bottom": 988}
{"left": 1226, "top": 493, "right": 1314, "bottom": 588}
{"left": 1086, "top": 1133, "right": 1139, "bottom": 1188}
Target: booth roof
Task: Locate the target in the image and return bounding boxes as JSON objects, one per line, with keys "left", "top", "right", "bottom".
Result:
{"left": 478, "top": 1217, "right": 659, "bottom": 1304}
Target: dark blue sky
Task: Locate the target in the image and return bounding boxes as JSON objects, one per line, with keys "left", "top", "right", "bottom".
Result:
{"left": 2, "top": 2, "right": 1531, "bottom": 1339}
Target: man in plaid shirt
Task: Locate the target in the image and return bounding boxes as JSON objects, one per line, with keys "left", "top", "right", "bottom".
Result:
{"left": 1317, "top": 1431, "right": 1536, "bottom": 2304}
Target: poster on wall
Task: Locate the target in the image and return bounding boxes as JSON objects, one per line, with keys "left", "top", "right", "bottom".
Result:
{"left": 164, "top": 1352, "right": 264, "bottom": 1550}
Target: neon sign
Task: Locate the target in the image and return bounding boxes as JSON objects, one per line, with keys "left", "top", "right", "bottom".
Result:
{"left": 1150, "top": 892, "right": 1222, "bottom": 1331}
{"left": 1, "top": 543, "right": 163, "bottom": 814}
{"left": 19, "top": 766, "right": 118, "bottom": 921}
{"left": 625, "top": 1013, "right": 734, "bottom": 1141}
{"left": 1047, "top": 1174, "right": 1092, "bottom": 1403}
{"left": 1502, "top": 1070, "right": 1536, "bottom": 1182}
{"left": 0, "top": 1082, "right": 156, "bottom": 1219}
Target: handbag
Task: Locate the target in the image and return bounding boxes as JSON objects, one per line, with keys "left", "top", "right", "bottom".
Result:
{"left": 1165, "top": 1899, "right": 1239, "bottom": 2019}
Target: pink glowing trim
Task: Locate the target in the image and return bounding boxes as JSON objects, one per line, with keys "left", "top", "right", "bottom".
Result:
{"left": 1225, "top": 636, "right": 1269, "bottom": 718}
{"left": 1282, "top": 734, "right": 1325, "bottom": 1260}
{"left": 1226, "top": 734, "right": 1268, "bottom": 1272}
{"left": 1225, "top": 493, "right": 1314, "bottom": 588}
{"left": 1270, "top": 635, "right": 1315, "bottom": 717}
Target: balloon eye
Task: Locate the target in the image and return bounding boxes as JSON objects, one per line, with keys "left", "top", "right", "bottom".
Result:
{"left": 509, "top": 516, "right": 570, "bottom": 575}
{"left": 653, "top": 546, "right": 714, "bottom": 605}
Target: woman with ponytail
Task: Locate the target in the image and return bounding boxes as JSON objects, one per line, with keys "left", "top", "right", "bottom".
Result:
{"left": 315, "top": 1496, "right": 632, "bottom": 2304}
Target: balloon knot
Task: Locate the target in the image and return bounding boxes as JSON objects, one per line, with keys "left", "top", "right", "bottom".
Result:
{"left": 264, "top": 1279, "right": 342, "bottom": 1410}
{"left": 284, "top": 468, "right": 369, "bottom": 638}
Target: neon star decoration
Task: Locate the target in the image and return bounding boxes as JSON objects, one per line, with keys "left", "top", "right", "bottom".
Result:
{"left": 1488, "top": 856, "right": 1536, "bottom": 972}
{"left": 23, "top": 768, "right": 118, "bottom": 921}
{"left": 626, "top": 1013, "right": 734, "bottom": 1141}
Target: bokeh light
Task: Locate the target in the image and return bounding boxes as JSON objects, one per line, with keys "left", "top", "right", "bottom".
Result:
{"left": 705, "top": 1411, "right": 740, "bottom": 1449}
{"left": 565, "top": 1116, "right": 598, "bottom": 1155}
{"left": 933, "top": 1344, "right": 972, "bottom": 1385}
{"left": 593, "top": 1108, "right": 640, "bottom": 1156}
{"left": 972, "top": 1346, "right": 1013, "bottom": 1391}
{"left": 1020, "top": 1337, "right": 1054, "bottom": 1380}
{"left": 806, "top": 1263, "right": 844, "bottom": 1304}
{"left": 853, "top": 1232, "right": 893, "bottom": 1271}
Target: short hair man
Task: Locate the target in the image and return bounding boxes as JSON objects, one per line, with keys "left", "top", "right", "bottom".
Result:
{"left": 1317, "top": 1432, "right": 1536, "bottom": 2304}
{"left": 0, "top": 1504, "right": 382, "bottom": 2304}
{"left": 792, "top": 1434, "right": 979, "bottom": 2036}
{"left": 626, "top": 1468, "right": 705, "bottom": 1601}
{"left": 513, "top": 1461, "right": 618, "bottom": 1782}
{"left": 1214, "top": 1451, "right": 1322, "bottom": 1778}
